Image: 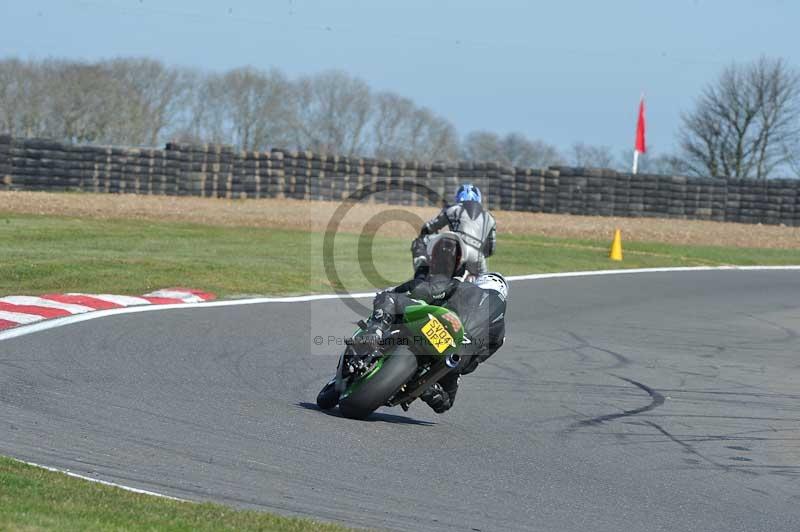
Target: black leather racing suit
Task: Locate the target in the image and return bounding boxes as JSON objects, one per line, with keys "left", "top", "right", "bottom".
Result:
{"left": 371, "top": 273, "right": 506, "bottom": 413}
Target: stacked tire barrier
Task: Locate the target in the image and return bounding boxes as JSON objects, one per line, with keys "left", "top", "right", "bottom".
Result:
{"left": 0, "top": 135, "right": 798, "bottom": 226}
{"left": 0, "top": 135, "right": 10, "bottom": 188}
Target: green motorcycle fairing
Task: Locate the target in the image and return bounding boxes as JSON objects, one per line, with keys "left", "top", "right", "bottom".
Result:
{"left": 402, "top": 302, "right": 464, "bottom": 358}
{"left": 339, "top": 303, "right": 464, "bottom": 399}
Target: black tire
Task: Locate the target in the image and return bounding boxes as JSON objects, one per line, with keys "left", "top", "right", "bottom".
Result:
{"left": 338, "top": 348, "right": 418, "bottom": 420}
{"left": 316, "top": 379, "right": 339, "bottom": 410}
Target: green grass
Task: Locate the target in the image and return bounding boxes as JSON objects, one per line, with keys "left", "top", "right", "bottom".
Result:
{"left": 0, "top": 457, "right": 357, "bottom": 532}
{"left": 1, "top": 213, "right": 798, "bottom": 298}
{"left": 500, "top": 233, "right": 800, "bottom": 272}
{"left": 1, "top": 212, "right": 799, "bottom": 531}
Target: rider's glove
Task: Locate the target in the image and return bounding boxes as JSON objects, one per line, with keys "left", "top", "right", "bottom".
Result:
{"left": 411, "top": 235, "right": 428, "bottom": 256}
{"left": 355, "top": 326, "right": 384, "bottom": 348}
{"left": 354, "top": 308, "right": 392, "bottom": 348}
{"left": 411, "top": 236, "right": 428, "bottom": 271}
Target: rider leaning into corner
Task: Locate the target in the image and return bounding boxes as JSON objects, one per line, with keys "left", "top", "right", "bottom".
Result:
{"left": 359, "top": 232, "right": 508, "bottom": 414}
{"left": 412, "top": 183, "right": 497, "bottom": 278}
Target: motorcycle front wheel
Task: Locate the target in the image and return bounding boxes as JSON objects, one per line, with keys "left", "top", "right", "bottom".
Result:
{"left": 316, "top": 379, "right": 339, "bottom": 410}
{"left": 338, "top": 347, "right": 418, "bottom": 420}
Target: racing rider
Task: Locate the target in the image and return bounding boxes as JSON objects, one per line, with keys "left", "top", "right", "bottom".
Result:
{"left": 359, "top": 233, "right": 507, "bottom": 414}
{"left": 412, "top": 183, "right": 497, "bottom": 278}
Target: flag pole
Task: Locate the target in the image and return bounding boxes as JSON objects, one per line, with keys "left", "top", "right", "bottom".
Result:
{"left": 632, "top": 149, "right": 639, "bottom": 174}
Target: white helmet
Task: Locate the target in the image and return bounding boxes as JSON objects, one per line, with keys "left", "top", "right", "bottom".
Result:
{"left": 475, "top": 272, "right": 508, "bottom": 300}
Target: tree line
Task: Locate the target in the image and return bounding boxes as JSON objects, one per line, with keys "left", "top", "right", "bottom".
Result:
{"left": 0, "top": 57, "right": 461, "bottom": 161}
{"left": 1, "top": 56, "right": 798, "bottom": 178}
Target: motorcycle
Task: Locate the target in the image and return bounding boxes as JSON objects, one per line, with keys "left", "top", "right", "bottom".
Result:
{"left": 316, "top": 302, "right": 466, "bottom": 419}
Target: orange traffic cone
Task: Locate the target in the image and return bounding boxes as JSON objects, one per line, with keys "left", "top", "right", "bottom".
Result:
{"left": 609, "top": 229, "right": 623, "bottom": 261}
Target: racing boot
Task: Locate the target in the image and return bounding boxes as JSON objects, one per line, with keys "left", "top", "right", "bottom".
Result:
{"left": 420, "top": 383, "right": 450, "bottom": 413}
{"left": 420, "top": 372, "right": 460, "bottom": 414}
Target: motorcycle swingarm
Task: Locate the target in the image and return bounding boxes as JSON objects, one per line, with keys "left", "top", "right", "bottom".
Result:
{"left": 387, "top": 359, "right": 453, "bottom": 407}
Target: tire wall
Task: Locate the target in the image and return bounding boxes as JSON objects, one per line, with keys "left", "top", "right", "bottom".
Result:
{"left": 1, "top": 135, "right": 798, "bottom": 227}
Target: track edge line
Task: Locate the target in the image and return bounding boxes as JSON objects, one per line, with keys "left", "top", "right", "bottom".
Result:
{"left": 2, "top": 266, "right": 798, "bottom": 343}
{"left": 10, "top": 456, "right": 187, "bottom": 502}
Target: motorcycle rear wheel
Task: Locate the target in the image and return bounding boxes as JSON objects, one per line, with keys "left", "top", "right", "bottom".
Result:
{"left": 338, "top": 347, "right": 418, "bottom": 420}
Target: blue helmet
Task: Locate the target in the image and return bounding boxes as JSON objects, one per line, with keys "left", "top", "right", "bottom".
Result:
{"left": 455, "top": 183, "right": 482, "bottom": 203}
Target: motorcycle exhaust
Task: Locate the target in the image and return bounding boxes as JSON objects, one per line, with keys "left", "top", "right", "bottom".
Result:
{"left": 445, "top": 354, "right": 460, "bottom": 368}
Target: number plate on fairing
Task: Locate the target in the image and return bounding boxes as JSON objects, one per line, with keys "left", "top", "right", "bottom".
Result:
{"left": 421, "top": 316, "right": 455, "bottom": 353}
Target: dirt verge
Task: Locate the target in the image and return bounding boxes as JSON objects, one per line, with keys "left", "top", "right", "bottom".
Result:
{"left": 1, "top": 191, "right": 798, "bottom": 249}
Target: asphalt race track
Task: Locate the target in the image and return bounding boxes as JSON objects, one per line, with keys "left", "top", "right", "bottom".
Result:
{"left": 1, "top": 270, "right": 799, "bottom": 531}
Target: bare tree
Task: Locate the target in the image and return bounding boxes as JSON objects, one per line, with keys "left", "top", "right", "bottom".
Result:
{"left": 105, "top": 58, "right": 197, "bottom": 146}
{"left": 38, "top": 59, "right": 125, "bottom": 144}
{"left": 570, "top": 142, "right": 616, "bottom": 168}
{"left": 0, "top": 59, "right": 21, "bottom": 133}
{"left": 405, "top": 107, "right": 460, "bottom": 162}
{"left": 787, "top": 145, "right": 800, "bottom": 178}
{"left": 462, "top": 130, "right": 562, "bottom": 167}
{"left": 228, "top": 68, "right": 291, "bottom": 149}
{"left": 4, "top": 56, "right": 596, "bottom": 170}
{"left": 371, "top": 91, "right": 415, "bottom": 158}
{"left": 2, "top": 58, "right": 120, "bottom": 142}
{"left": 462, "top": 130, "right": 502, "bottom": 161}
{"left": 617, "top": 147, "right": 690, "bottom": 175}
{"left": 499, "top": 132, "right": 562, "bottom": 167}
{"left": 3, "top": 59, "right": 213, "bottom": 147}
{"left": 647, "top": 154, "right": 690, "bottom": 175}
{"left": 0, "top": 58, "right": 47, "bottom": 137}
{"left": 679, "top": 57, "right": 800, "bottom": 179}
{"left": 183, "top": 67, "right": 294, "bottom": 150}
{"left": 182, "top": 72, "right": 226, "bottom": 145}
{"left": 290, "top": 70, "right": 373, "bottom": 155}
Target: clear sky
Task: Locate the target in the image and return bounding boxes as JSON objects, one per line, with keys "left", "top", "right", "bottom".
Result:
{"left": 2, "top": 0, "right": 798, "bottom": 159}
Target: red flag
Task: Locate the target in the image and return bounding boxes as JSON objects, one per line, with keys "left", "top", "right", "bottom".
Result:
{"left": 635, "top": 97, "right": 646, "bottom": 153}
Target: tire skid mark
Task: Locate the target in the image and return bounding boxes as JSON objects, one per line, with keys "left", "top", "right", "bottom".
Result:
{"left": 566, "top": 375, "right": 664, "bottom": 430}
{"left": 657, "top": 388, "right": 800, "bottom": 400}
{"left": 642, "top": 421, "right": 758, "bottom": 476}
{"left": 646, "top": 414, "right": 800, "bottom": 422}
{"left": 744, "top": 313, "right": 799, "bottom": 342}
{"left": 566, "top": 331, "right": 631, "bottom": 369}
